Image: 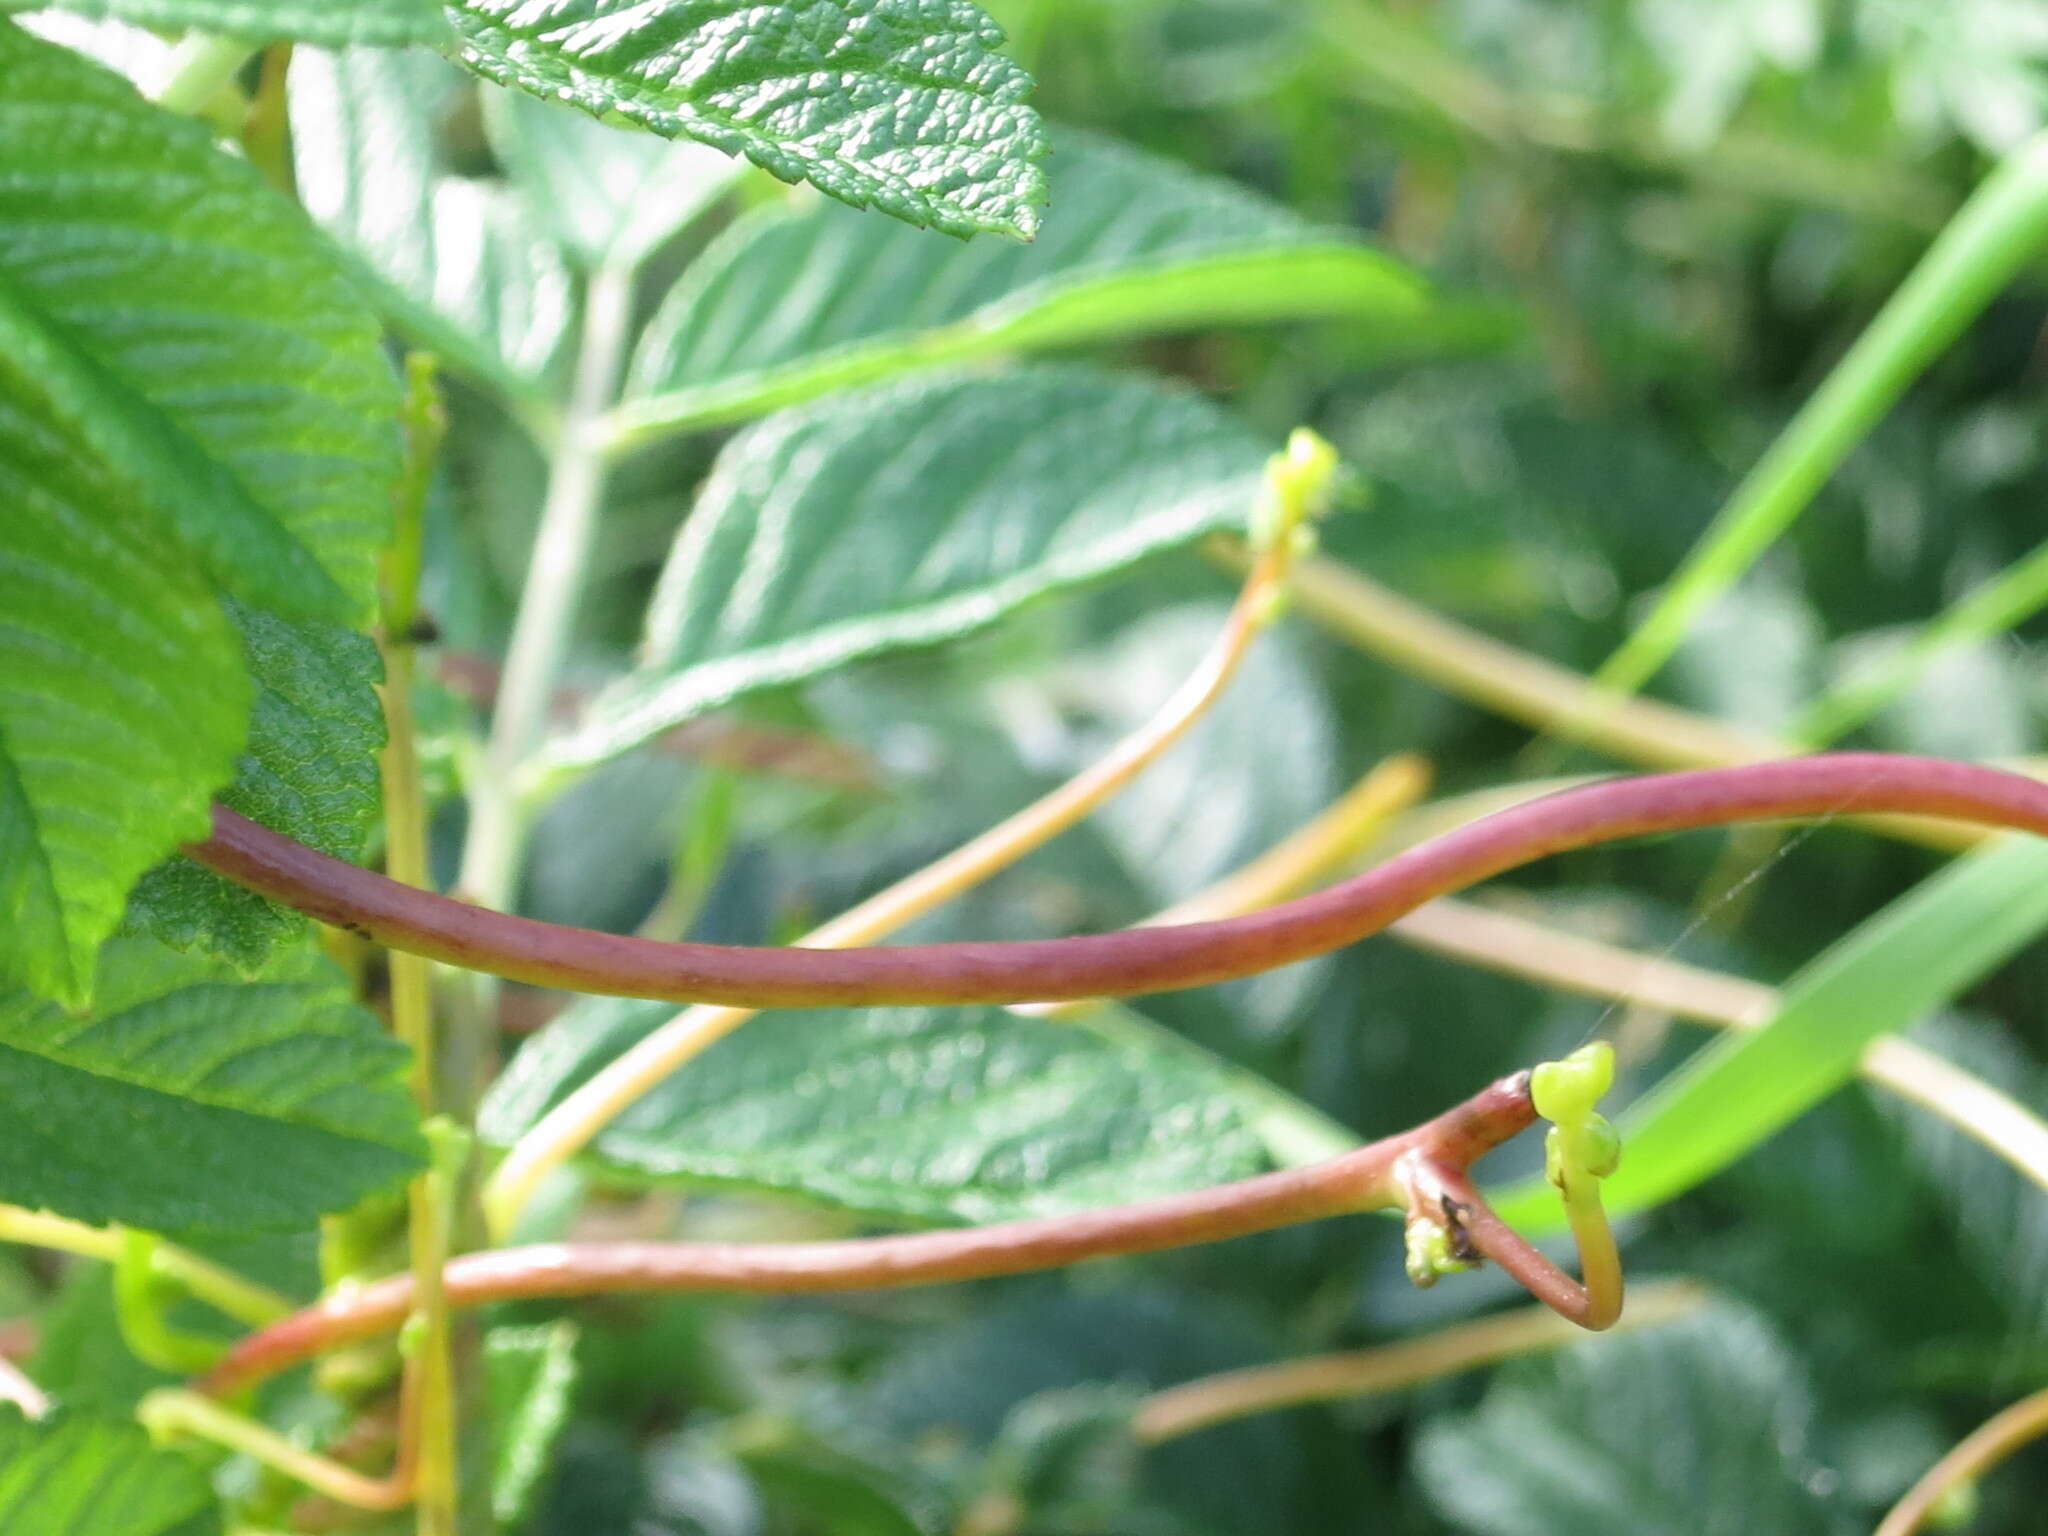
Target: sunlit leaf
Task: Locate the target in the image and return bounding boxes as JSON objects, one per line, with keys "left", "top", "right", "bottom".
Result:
{"left": 615, "top": 128, "right": 1430, "bottom": 443}
{"left": 448, "top": 0, "right": 1047, "bottom": 238}
{"left": 481, "top": 996, "right": 1272, "bottom": 1224}
{"left": 550, "top": 367, "right": 1275, "bottom": 774}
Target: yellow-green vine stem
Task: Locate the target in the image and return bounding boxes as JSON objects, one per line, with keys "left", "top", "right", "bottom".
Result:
{"left": 113, "top": 1231, "right": 229, "bottom": 1374}
{"left": 1132, "top": 1277, "right": 1707, "bottom": 1444}
{"left": 381, "top": 355, "right": 457, "bottom": 1536}
{"left": 139, "top": 1389, "right": 414, "bottom": 1513}
{"left": 1529, "top": 1043, "right": 1624, "bottom": 1329}
{"left": 1877, "top": 1384, "right": 2048, "bottom": 1536}
{"left": 0, "top": 1206, "right": 288, "bottom": 1329}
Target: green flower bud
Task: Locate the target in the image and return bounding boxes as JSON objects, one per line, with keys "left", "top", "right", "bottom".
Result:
{"left": 1531, "top": 1041, "right": 1614, "bottom": 1126}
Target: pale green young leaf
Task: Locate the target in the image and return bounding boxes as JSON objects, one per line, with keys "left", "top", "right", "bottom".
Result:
{"left": 549, "top": 367, "right": 1274, "bottom": 774}
{"left": 127, "top": 608, "right": 386, "bottom": 970}
{"left": 291, "top": 48, "right": 575, "bottom": 405}
{"left": 448, "top": 0, "right": 1047, "bottom": 239}
{"left": 480, "top": 998, "right": 1272, "bottom": 1225}
{"left": 0, "top": 936, "right": 424, "bottom": 1231}
{"left": 12, "top": 0, "right": 448, "bottom": 46}
{"left": 484, "top": 87, "right": 748, "bottom": 271}
{"left": 611, "top": 129, "right": 1430, "bottom": 446}
{"left": 1492, "top": 834, "right": 2048, "bottom": 1232}
{"left": 1414, "top": 1304, "right": 1836, "bottom": 1536}
{"left": 0, "top": 386, "right": 247, "bottom": 1006}
{"left": 488, "top": 1322, "right": 582, "bottom": 1527}
{"left": 0, "top": 1410, "right": 220, "bottom": 1536}
{"left": 0, "top": 24, "right": 400, "bottom": 615}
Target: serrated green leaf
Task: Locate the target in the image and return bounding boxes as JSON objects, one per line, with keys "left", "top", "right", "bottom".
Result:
{"left": 550, "top": 367, "right": 1275, "bottom": 774}
{"left": 488, "top": 1322, "right": 583, "bottom": 1527}
{"left": 0, "top": 403, "right": 248, "bottom": 1005}
{"left": 1413, "top": 1303, "right": 1836, "bottom": 1536}
{"left": 291, "top": 48, "right": 575, "bottom": 405}
{"left": 0, "top": 936, "right": 423, "bottom": 1231}
{"left": 481, "top": 997, "right": 1272, "bottom": 1225}
{"left": 611, "top": 128, "right": 1429, "bottom": 445}
{"left": 484, "top": 86, "right": 748, "bottom": 271}
{"left": 127, "top": 607, "right": 385, "bottom": 971}
{"left": 13, "top": 0, "right": 449, "bottom": 46}
{"left": 448, "top": 0, "right": 1047, "bottom": 239}
{"left": 0, "top": 24, "right": 400, "bottom": 615}
{"left": 1492, "top": 834, "right": 2048, "bottom": 1232}
{"left": 0, "top": 1409, "right": 220, "bottom": 1536}
{"left": 0, "top": 250, "right": 344, "bottom": 623}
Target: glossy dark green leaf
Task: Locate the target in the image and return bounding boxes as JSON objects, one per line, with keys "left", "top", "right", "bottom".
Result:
{"left": 1879, "top": 1014, "right": 2048, "bottom": 1341}
{"left": 449, "top": 0, "right": 1047, "bottom": 239}
{"left": 858, "top": 1287, "right": 1324, "bottom": 1536}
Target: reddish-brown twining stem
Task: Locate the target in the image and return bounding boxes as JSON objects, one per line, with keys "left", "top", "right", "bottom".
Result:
{"left": 188, "top": 754, "right": 2048, "bottom": 1009}
{"left": 201, "top": 1074, "right": 1539, "bottom": 1398}
{"left": 1428, "top": 1168, "right": 1619, "bottom": 1329}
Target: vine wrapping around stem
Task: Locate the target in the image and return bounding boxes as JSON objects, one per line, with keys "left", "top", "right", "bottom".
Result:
{"left": 190, "top": 754, "right": 2048, "bottom": 1008}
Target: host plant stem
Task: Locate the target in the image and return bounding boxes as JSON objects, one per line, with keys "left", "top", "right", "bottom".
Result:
{"left": 458, "top": 257, "right": 637, "bottom": 913}
{"left": 382, "top": 357, "right": 456, "bottom": 1536}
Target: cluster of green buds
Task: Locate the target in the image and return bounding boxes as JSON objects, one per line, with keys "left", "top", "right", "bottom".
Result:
{"left": 1403, "top": 1214, "right": 1475, "bottom": 1289}
{"left": 1532, "top": 1042, "right": 1623, "bottom": 1197}
{"left": 1246, "top": 427, "right": 1345, "bottom": 626}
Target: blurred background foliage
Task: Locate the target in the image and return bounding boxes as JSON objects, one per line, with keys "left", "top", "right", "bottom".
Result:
{"left": 450, "top": 2, "right": 2048, "bottom": 1531}
{"left": 23, "top": 0, "right": 2048, "bottom": 1531}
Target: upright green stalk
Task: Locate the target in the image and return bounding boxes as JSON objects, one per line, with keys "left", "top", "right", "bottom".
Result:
{"left": 1594, "top": 132, "right": 2048, "bottom": 702}
{"left": 382, "top": 358, "right": 457, "bottom": 1536}
{"left": 458, "top": 258, "right": 637, "bottom": 911}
